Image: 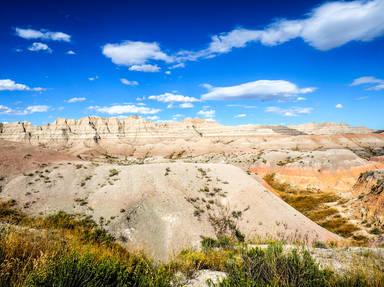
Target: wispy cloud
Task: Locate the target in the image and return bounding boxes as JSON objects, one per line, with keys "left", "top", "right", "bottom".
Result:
{"left": 89, "top": 104, "right": 160, "bottom": 115}
{"left": 234, "top": 113, "right": 247, "bottom": 118}
{"left": 265, "top": 106, "right": 312, "bottom": 117}
{"left": 226, "top": 104, "right": 258, "bottom": 109}
{"left": 351, "top": 76, "right": 384, "bottom": 90}
{"left": 0, "top": 79, "right": 45, "bottom": 92}
{"left": 149, "top": 92, "right": 200, "bottom": 109}
{"left": 15, "top": 27, "right": 71, "bottom": 42}
{"left": 149, "top": 92, "right": 200, "bottom": 103}
{"left": 66, "top": 97, "right": 86, "bottom": 103}
{"left": 201, "top": 80, "right": 315, "bottom": 101}
{"left": 0, "top": 104, "right": 49, "bottom": 115}
{"left": 128, "top": 64, "right": 160, "bottom": 72}
{"left": 197, "top": 109, "right": 215, "bottom": 118}
{"left": 120, "top": 78, "right": 139, "bottom": 86}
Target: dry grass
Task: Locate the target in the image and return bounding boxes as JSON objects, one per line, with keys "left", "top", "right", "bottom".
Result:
{"left": 264, "top": 173, "right": 363, "bottom": 241}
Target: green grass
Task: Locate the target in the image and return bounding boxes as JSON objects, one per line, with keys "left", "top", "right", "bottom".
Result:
{"left": 0, "top": 200, "right": 383, "bottom": 286}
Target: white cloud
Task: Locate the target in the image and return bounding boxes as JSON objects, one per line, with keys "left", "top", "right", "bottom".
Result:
{"left": 351, "top": 76, "right": 384, "bottom": 90}
{"left": 335, "top": 103, "right": 343, "bottom": 109}
{"left": 201, "top": 80, "right": 315, "bottom": 101}
{"left": 15, "top": 28, "right": 71, "bottom": 42}
{"left": 102, "top": 41, "right": 172, "bottom": 71}
{"left": 165, "top": 70, "right": 171, "bottom": 75}
{"left": 66, "top": 50, "right": 76, "bottom": 55}
{"left": 28, "top": 42, "right": 52, "bottom": 53}
{"left": 120, "top": 78, "right": 139, "bottom": 86}
{"left": 88, "top": 76, "right": 99, "bottom": 81}
{"left": 234, "top": 113, "right": 247, "bottom": 118}
{"left": 128, "top": 64, "right": 160, "bottom": 72}
{"left": 66, "top": 97, "right": 86, "bottom": 103}
{"left": 0, "top": 104, "right": 49, "bottom": 115}
{"left": 149, "top": 92, "right": 200, "bottom": 104}
{"left": 25, "top": 105, "right": 49, "bottom": 113}
{"left": 265, "top": 106, "right": 312, "bottom": 117}
{"left": 170, "top": 63, "right": 185, "bottom": 69}
{"left": 179, "top": 102, "right": 194, "bottom": 108}
{"left": 197, "top": 109, "right": 215, "bottom": 118}
{"left": 226, "top": 104, "right": 258, "bottom": 109}
{"left": 89, "top": 104, "right": 160, "bottom": 115}
{"left": 0, "top": 79, "right": 45, "bottom": 92}
{"left": 177, "top": 0, "right": 384, "bottom": 62}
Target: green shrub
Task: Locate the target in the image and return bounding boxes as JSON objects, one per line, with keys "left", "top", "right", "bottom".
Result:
{"left": 26, "top": 252, "right": 172, "bottom": 287}
{"left": 216, "top": 243, "right": 332, "bottom": 287}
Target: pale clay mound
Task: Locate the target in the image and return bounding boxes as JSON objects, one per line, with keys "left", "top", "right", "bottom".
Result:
{"left": 1, "top": 162, "right": 338, "bottom": 260}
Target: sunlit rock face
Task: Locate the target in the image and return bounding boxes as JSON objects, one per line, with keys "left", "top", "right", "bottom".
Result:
{"left": 0, "top": 117, "right": 373, "bottom": 147}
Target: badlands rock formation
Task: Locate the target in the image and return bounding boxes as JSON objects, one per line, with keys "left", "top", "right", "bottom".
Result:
{"left": 352, "top": 170, "right": 384, "bottom": 225}
{"left": 0, "top": 117, "right": 383, "bottom": 258}
{"left": 0, "top": 117, "right": 380, "bottom": 155}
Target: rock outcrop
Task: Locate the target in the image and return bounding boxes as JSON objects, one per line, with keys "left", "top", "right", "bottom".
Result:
{"left": 352, "top": 170, "right": 384, "bottom": 225}
{"left": 0, "top": 117, "right": 378, "bottom": 156}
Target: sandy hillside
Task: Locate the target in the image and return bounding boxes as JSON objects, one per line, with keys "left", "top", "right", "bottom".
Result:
{"left": 1, "top": 161, "right": 338, "bottom": 260}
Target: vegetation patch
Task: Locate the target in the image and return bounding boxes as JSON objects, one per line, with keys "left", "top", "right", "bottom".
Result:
{"left": 0, "top": 200, "right": 383, "bottom": 286}
{"left": 264, "top": 173, "right": 362, "bottom": 241}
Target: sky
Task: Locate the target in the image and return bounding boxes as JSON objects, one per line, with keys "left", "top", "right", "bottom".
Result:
{"left": 0, "top": 0, "right": 383, "bottom": 129}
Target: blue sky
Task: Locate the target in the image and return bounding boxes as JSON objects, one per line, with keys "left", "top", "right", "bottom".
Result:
{"left": 0, "top": 0, "right": 383, "bottom": 128}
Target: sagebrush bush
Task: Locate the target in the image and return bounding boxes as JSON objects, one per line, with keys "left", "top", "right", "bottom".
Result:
{"left": 216, "top": 243, "right": 333, "bottom": 287}
{"left": 25, "top": 252, "right": 172, "bottom": 287}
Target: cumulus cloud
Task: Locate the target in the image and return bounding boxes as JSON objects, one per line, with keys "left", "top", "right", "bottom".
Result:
{"left": 28, "top": 42, "right": 52, "bottom": 53}
{"left": 15, "top": 28, "right": 71, "bottom": 42}
{"left": 197, "top": 109, "right": 215, "bottom": 118}
{"left": 66, "top": 97, "right": 86, "bottom": 103}
{"left": 234, "top": 113, "right": 247, "bottom": 118}
{"left": 351, "top": 76, "right": 384, "bottom": 90}
{"left": 88, "top": 76, "right": 99, "bottom": 81}
{"left": 102, "top": 41, "right": 172, "bottom": 71}
{"left": 148, "top": 92, "right": 200, "bottom": 104}
{"left": 120, "top": 78, "right": 139, "bottom": 86}
{"left": 201, "top": 80, "right": 315, "bottom": 101}
{"left": 165, "top": 71, "right": 171, "bottom": 75}
{"left": 335, "top": 103, "right": 343, "bottom": 109}
{"left": 265, "top": 106, "right": 312, "bottom": 117}
{"left": 89, "top": 104, "right": 160, "bottom": 115}
{"left": 66, "top": 50, "right": 76, "bottom": 55}
{"left": 0, "top": 104, "right": 49, "bottom": 115}
{"left": 0, "top": 79, "right": 45, "bottom": 92}
{"left": 128, "top": 64, "right": 160, "bottom": 72}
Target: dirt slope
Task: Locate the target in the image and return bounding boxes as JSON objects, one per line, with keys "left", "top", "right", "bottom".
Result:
{"left": 1, "top": 162, "right": 338, "bottom": 260}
